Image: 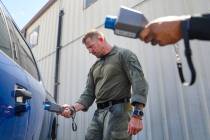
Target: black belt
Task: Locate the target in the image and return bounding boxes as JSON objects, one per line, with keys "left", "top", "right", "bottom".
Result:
{"left": 97, "top": 98, "right": 130, "bottom": 109}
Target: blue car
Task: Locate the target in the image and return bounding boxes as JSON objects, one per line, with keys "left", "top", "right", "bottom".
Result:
{"left": 0, "top": 1, "right": 57, "bottom": 140}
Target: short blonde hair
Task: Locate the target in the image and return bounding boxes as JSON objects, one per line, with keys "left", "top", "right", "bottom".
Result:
{"left": 82, "top": 30, "right": 104, "bottom": 44}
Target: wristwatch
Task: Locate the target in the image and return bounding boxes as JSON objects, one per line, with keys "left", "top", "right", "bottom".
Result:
{"left": 132, "top": 109, "right": 144, "bottom": 117}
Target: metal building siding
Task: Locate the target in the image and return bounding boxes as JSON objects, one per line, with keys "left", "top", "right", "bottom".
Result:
{"left": 25, "top": 0, "right": 210, "bottom": 140}
{"left": 28, "top": 1, "right": 59, "bottom": 59}
{"left": 60, "top": 0, "right": 143, "bottom": 47}
{"left": 26, "top": 1, "right": 60, "bottom": 94}
{"left": 37, "top": 54, "right": 56, "bottom": 95}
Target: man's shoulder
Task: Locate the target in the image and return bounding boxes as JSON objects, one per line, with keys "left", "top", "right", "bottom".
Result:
{"left": 91, "top": 59, "right": 100, "bottom": 67}
{"left": 113, "top": 46, "right": 139, "bottom": 64}
{"left": 113, "top": 45, "right": 133, "bottom": 55}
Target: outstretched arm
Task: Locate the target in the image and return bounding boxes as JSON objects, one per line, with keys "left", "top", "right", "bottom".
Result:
{"left": 139, "top": 15, "right": 190, "bottom": 46}
{"left": 139, "top": 14, "right": 210, "bottom": 46}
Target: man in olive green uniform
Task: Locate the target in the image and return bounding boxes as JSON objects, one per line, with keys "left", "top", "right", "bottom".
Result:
{"left": 61, "top": 30, "right": 148, "bottom": 140}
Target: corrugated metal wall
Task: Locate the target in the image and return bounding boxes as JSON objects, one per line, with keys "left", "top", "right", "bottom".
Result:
{"left": 26, "top": 0, "right": 210, "bottom": 140}
{"left": 26, "top": 0, "right": 60, "bottom": 94}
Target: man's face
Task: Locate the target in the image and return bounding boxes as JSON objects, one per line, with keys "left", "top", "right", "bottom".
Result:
{"left": 84, "top": 37, "right": 104, "bottom": 58}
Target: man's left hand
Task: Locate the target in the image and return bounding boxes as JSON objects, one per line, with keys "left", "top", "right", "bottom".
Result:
{"left": 127, "top": 116, "right": 143, "bottom": 135}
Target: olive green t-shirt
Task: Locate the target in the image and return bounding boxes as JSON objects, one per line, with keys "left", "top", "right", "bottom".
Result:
{"left": 77, "top": 46, "right": 148, "bottom": 110}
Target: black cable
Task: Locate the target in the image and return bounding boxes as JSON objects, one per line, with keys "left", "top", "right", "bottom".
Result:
{"left": 174, "top": 19, "right": 196, "bottom": 86}
{"left": 71, "top": 106, "right": 77, "bottom": 131}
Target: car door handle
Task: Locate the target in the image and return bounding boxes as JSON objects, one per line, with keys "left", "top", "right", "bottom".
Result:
{"left": 15, "top": 88, "right": 32, "bottom": 100}
{"left": 14, "top": 86, "right": 32, "bottom": 115}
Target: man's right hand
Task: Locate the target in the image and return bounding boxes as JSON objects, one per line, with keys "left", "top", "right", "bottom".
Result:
{"left": 61, "top": 104, "right": 74, "bottom": 118}
{"left": 60, "top": 103, "right": 85, "bottom": 118}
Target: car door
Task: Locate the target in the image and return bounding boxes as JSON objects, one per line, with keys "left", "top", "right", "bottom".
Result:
{"left": 11, "top": 22, "right": 57, "bottom": 140}
{"left": 11, "top": 22, "right": 47, "bottom": 139}
{"left": 0, "top": 4, "right": 31, "bottom": 140}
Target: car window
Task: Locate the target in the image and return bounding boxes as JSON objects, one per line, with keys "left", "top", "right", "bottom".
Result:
{"left": 12, "top": 25, "right": 40, "bottom": 80}
{"left": 0, "top": 10, "right": 12, "bottom": 57}
{"left": 1, "top": 4, "right": 40, "bottom": 81}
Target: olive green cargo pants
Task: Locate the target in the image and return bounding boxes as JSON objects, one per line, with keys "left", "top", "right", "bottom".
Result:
{"left": 85, "top": 103, "right": 132, "bottom": 140}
